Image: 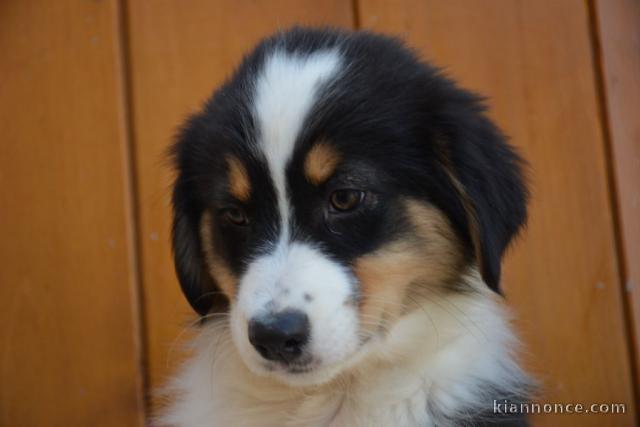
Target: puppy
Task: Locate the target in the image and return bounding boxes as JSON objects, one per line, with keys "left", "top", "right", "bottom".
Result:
{"left": 158, "top": 27, "right": 532, "bottom": 427}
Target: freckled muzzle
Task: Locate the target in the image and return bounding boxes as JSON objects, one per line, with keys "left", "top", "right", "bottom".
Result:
{"left": 231, "top": 242, "right": 361, "bottom": 384}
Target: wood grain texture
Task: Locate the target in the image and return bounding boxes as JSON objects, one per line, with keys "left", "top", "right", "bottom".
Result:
{"left": 358, "top": 1, "right": 636, "bottom": 425}
{"left": 594, "top": 0, "right": 640, "bottom": 389}
{"left": 124, "top": 0, "right": 354, "bottom": 395}
{"left": 0, "top": 1, "right": 144, "bottom": 426}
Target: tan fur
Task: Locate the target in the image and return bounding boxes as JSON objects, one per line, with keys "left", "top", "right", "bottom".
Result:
{"left": 354, "top": 200, "right": 464, "bottom": 335}
{"left": 226, "top": 156, "right": 251, "bottom": 201}
{"left": 435, "top": 148, "right": 485, "bottom": 278}
{"left": 304, "top": 142, "right": 340, "bottom": 185}
{"left": 200, "top": 212, "right": 237, "bottom": 300}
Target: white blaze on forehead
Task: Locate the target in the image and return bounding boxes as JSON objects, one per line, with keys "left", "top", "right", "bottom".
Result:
{"left": 253, "top": 49, "right": 342, "bottom": 236}
{"left": 236, "top": 49, "right": 352, "bottom": 382}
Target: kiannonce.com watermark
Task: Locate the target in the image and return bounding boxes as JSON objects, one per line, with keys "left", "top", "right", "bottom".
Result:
{"left": 493, "top": 400, "right": 627, "bottom": 415}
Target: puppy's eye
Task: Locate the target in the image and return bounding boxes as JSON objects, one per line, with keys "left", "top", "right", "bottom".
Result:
{"left": 330, "top": 189, "right": 364, "bottom": 212}
{"left": 220, "top": 207, "right": 249, "bottom": 226}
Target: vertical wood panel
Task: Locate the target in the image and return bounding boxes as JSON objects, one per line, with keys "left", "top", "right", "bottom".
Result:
{"left": 593, "top": 0, "right": 640, "bottom": 389}
{"left": 124, "top": 0, "right": 354, "bottom": 396}
{"left": 0, "top": 1, "right": 144, "bottom": 426}
{"left": 358, "top": 1, "right": 635, "bottom": 426}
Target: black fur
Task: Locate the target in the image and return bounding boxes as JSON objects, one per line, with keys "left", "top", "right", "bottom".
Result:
{"left": 171, "top": 27, "right": 527, "bottom": 315}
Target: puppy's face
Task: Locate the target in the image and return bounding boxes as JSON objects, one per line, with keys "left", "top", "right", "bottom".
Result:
{"left": 172, "top": 29, "right": 526, "bottom": 386}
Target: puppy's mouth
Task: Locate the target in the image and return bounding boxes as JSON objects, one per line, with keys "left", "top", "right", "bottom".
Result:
{"left": 251, "top": 336, "right": 375, "bottom": 386}
{"left": 257, "top": 356, "right": 354, "bottom": 387}
{"left": 263, "top": 356, "right": 321, "bottom": 375}
{"left": 260, "top": 354, "right": 318, "bottom": 375}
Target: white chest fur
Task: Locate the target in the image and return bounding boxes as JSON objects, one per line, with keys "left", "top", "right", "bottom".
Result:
{"left": 156, "top": 282, "right": 529, "bottom": 427}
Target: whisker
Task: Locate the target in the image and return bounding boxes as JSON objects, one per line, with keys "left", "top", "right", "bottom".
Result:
{"left": 404, "top": 293, "right": 441, "bottom": 346}
{"left": 410, "top": 288, "right": 487, "bottom": 343}
{"left": 166, "top": 313, "right": 230, "bottom": 368}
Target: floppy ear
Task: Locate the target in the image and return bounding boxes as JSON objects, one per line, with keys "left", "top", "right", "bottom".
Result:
{"left": 436, "top": 103, "right": 528, "bottom": 293}
{"left": 172, "top": 175, "right": 228, "bottom": 316}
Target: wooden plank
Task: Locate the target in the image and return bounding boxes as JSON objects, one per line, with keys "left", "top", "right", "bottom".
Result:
{"left": 0, "top": 1, "right": 144, "bottom": 426}
{"left": 358, "top": 1, "right": 636, "bottom": 426}
{"left": 594, "top": 0, "right": 640, "bottom": 389}
{"left": 125, "top": 0, "right": 354, "bottom": 396}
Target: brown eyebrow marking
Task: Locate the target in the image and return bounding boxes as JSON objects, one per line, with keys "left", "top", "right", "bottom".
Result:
{"left": 226, "top": 155, "right": 251, "bottom": 201}
{"left": 304, "top": 142, "right": 340, "bottom": 185}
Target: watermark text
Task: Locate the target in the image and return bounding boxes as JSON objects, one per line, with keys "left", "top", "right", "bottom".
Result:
{"left": 493, "top": 400, "right": 626, "bottom": 415}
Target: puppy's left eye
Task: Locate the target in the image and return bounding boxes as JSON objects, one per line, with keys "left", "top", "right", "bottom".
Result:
{"left": 220, "top": 207, "right": 249, "bottom": 226}
{"left": 330, "top": 189, "right": 364, "bottom": 212}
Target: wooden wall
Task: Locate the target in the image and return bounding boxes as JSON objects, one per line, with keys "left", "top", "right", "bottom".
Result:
{"left": 593, "top": 0, "right": 640, "bottom": 390}
{"left": 0, "top": 1, "right": 144, "bottom": 426}
{"left": 1, "top": 1, "right": 637, "bottom": 425}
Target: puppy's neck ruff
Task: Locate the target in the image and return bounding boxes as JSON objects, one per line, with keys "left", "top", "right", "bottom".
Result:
{"left": 157, "top": 271, "right": 530, "bottom": 427}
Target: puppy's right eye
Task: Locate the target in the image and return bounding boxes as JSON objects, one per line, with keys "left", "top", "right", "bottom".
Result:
{"left": 220, "top": 207, "right": 249, "bottom": 226}
{"left": 330, "top": 189, "right": 364, "bottom": 212}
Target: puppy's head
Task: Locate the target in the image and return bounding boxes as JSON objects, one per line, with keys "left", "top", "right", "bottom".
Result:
{"left": 171, "top": 28, "right": 527, "bottom": 386}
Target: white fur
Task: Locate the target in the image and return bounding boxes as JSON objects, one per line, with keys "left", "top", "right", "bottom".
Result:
{"left": 156, "top": 271, "right": 529, "bottom": 427}
{"left": 228, "top": 50, "right": 352, "bottom": 385}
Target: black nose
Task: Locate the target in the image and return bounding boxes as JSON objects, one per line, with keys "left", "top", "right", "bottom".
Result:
{"left": 248, "top": 310, "right": 310, "bottom": 364}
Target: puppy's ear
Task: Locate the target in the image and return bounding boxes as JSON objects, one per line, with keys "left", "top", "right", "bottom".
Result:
{"left": 436, "top": 98, "right": 528, "bottom": 293}
{"left": 172, "top": 175, "right": 227, "bottom": 316}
